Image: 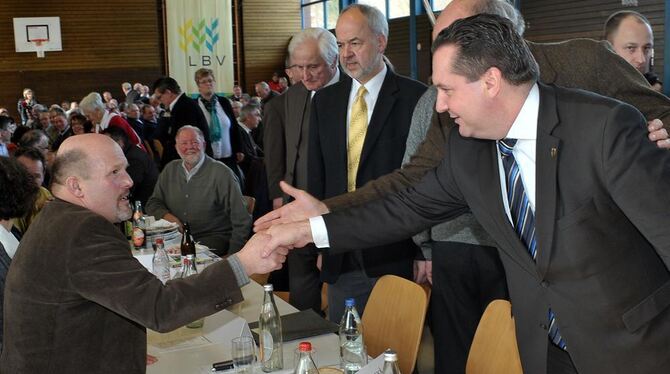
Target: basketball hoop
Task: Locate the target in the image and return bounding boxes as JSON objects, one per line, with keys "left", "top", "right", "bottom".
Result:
{"left": 31, "top": 38, "right": 48, "bottom": 58}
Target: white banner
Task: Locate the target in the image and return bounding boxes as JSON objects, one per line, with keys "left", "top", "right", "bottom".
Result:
{"left": 165, "top": 0, "right": 234, "bottom": 96}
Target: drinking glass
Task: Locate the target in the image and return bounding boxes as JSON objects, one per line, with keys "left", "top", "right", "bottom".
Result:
{"left": 231, "top": 336, "right": 256, "bottom": 373}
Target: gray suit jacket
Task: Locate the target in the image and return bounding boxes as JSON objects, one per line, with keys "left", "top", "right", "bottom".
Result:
{"left": 322, "top": 84, "right": 670, "bottom": 374}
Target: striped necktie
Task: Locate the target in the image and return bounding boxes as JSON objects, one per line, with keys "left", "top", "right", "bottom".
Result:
{"left": 498, "top": 138, "right": 567, "bottom": 350}
{"left": 347, "top": 86, "right": 368, "bottom": 192}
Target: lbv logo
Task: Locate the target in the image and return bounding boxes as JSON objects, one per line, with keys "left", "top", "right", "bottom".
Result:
{"left": 178, "top": 18, "right": 227, "bottom": 66}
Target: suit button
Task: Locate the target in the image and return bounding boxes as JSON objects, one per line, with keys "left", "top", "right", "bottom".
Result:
{"left": 540, "top": 323, "right": 548, "bottom": 330}
{"left": 541, "top": 281, "right": 549, "bottom": 288}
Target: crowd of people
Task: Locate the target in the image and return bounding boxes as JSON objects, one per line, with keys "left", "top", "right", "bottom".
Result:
{"left": 0, "top": 1, "right": 669, "bottom": 374}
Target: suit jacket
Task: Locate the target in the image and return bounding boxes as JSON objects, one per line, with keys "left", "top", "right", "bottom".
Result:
{"left": 237, "top": 123, "right": 263, "bottom": 176}
{"left": 324, "top": 38, "right": 670, "bottom": 211}
{"left": 322, "top": 83, "right": 670, "bottom": 374}
{"left": 197, "top": 95, "right": 243, "bottom": 158}
{"left": 308, "top": 68, "right": 427, "bottom": 283}
{"left": 157, "top": 93, "right": 212, "bottom": 164}
{"left": 264, "top": 82, "right": 310, "bottom": 199}
{"left": 0, "top": 199, "right": 244, "bottom": 373}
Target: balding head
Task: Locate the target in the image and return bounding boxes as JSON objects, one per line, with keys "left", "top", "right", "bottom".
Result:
{"left": 433, "top": 0, "right": 524, "bottom": 40}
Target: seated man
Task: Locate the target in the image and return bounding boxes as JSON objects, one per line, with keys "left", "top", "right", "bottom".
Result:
{"left": 0, "top": 134, "right": 285, "bottom": 373}
{"left": 146, "top": 126, "right": 251, "bottom": 255}
{"left": 12, "top": 147, "right": 53, "bottom": 236}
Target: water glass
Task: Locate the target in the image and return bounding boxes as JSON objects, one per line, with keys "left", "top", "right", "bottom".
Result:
{"left": 231, "top": 336, "right": 256, "bottom": 373}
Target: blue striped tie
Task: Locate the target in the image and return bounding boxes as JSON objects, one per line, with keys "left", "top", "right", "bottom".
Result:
{"left": 498, "top": 139, "right": 567, "bottom": 350}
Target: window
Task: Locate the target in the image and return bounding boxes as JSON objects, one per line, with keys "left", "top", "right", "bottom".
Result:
{"left": 302, "top": 0, "right": 339, "bottom": 29}
{"left": 432, "top": 0, "right": 448, "bottom": 12}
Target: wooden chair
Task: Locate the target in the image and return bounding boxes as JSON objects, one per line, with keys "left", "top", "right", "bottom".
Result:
{"left": 466, "top": 300, "right": 523, "bottom": 374}
{"left": 361, "top": 275, "right": 429, "bottom": 374}
{"left": 152, "top": 139, "right": 164, "bottom": 160}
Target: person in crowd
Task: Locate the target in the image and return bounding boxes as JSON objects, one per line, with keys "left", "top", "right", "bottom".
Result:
{"left": 18, "top": 130, "right": 49, "bottom": 159}
{"left": 237, "top": 105, "right": 271, "bottom": 218}
{"left": 231, "top": 100, "right": 243, "bottom": 119}
{"left": 102, "top": 91, "right": 114, "bottom": 104}
{"left": 12, "top": 147, "right": 53, "bottom": 236}
{"left": 60, "top": 101, "right": 70, "bottom": 112}
{"left": 79, "top": 92, "right": 144, "bottom": 150}
{"left": 305, "top": 4, "right": 427, "bottom": 322}
{"left": 258, "top": 13, "right": 670, "bottom": 374}
{"left": 152, "top": 76, "right": 212, "bottom": 164}
{"left": 255, "top": 81, "right": 279, "bottom": 111}
{"left": 69, "top": 112, "right": 91, "bottom": 135}
{"left": 194, "top": 68, "right": 244, "bottom": 186}
{"left": 0, "top": 108, "right": 9, "bottom": 117}
{"left": 122, "top": 81, "right": 141, "bottom": 104}
{"left": 263, "top": 27, "right": 341, "bottom": 313}
{"left": 228, "top": 85, "right": 244, "bottom": 102}
{"left": 0, "top": 133, "right": 285, "bottom": 373}
{"left": 278, "top": 77, "right": 289, "bottom": 93}
{"left": 604, "top": 10, "right": 661, "bottom": 90}
{"left": 48, "top": 107, "right": 73, "bottom": 152}
{"left": 140, "top": 104, "right": 158, "bottom": 141}
{"left": 102, "top": 126, "right": 158, "bottom": 206}
{"left": 140, "top": 85, "right": 151, "bottom": 102}
{"left": 268, "top": 71, "right": 283, "bottom": 92}
{"left": 146, "top": 126, "right": 251, "bottom": 256}
{"left": 240, "top": 93, "right": 252, "bottom": 106}
{"left": 17, "top": 88, "right": 37, "bottom": 126}
{"left": 125, "top": 103, "right": 145, "bottom": 140}
{"left": 0, "top": 117, "right": 14, "bottom": 157}
{"left": 26, "top": 104, "right": 48, "bottom": 130}
{"left": 0, "top": 157, "right": 40, "bottom": 353}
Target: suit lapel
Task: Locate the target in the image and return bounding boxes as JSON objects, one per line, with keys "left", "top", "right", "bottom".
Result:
{"left": 334, "top": 79, "right": 353, "bottom": 189}
{"left": 535, "top": 84, "right": 560, "bottom": 278}
{"left": 359, "top": 69, "right": 398, "bottom": 167}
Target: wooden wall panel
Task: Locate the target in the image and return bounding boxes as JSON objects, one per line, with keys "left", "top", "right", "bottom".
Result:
{"left": 386, "top": 14, "right": 434, "bottom": 85}
{"left": 0, "top": 0, "right": 164, "bottom": 119}
{"left": 241, "top": 0, "right": 301, "bottom": 94}
{"left": 521, "top": 0, "right": 665, "bottom": 77}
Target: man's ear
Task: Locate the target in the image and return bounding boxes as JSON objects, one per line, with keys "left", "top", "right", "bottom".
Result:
{"left": 66, "top": 176, "right": 84, "bottom": 198}
{"left": 482, "top": 67, "right": 503, "bottom": 98}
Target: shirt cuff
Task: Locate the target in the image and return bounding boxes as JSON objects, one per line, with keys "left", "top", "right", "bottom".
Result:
{"left": 226, "top": 254, "right": 250, "bottom": 287}
{"left": 309, "top": 216, "right": 330, "bottom": 248}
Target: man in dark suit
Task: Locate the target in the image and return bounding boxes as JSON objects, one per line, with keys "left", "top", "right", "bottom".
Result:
{"left": 307, "top": 4, "right": 427, "bottom": 322}
{"left": 259, "top": 14, "right": 670, "bottom": 374}
{"left": 194, "top": 68, "right": 244, "bottom": 186}
{"left": 264, "top": 27, "right": 341, "bottom": 313}
{"left": 152, "top": 76, "right": 212, "bottom": 165}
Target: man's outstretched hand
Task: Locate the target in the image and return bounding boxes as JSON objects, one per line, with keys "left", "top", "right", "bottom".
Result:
{"left": 254, "top": 181, "right": 329, "bottom": 231}
{"left": 236, "top": 233, "right": 289, "bottom": 275}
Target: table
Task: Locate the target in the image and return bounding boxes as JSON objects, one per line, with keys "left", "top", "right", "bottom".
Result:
{"left": 145, "top": 281, "right": 341, "bottom": 373}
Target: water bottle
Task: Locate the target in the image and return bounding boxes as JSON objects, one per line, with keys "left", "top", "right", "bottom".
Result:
{"left": 152, "top": 238, "right": 171, "bottom": 284}
{"left": 294, "top": 341, "right": 319, "bottom": 374}
{"left": 176, "top": 256, "right": 204, "bottom": 328}
{"left": 339, "top": 298, "right": 366, "bottom": 374}
{"left": 381, "top": 349, "right": 401, "bottom": 374}
{"left": 259, "top": 284, "right": 283, "bottom": 372}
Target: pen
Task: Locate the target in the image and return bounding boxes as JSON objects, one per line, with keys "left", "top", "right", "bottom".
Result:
{"left": 211, "top": 359, "right": 234, "bottom": 372}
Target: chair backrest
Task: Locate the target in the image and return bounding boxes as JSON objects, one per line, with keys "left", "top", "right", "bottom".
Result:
{"left": 152, "top": 139, "right": 164, "bottom": 160}
{"left": 466, "top": 299, "right": 523, "bottom": 374}
{"left": 361, "top": 275, "right": 429, "bottom": 374}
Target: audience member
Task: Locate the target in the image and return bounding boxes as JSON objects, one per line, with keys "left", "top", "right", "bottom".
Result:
{"left": 17, "top": 89, "right": 37, "bottom": 126}
{"left": 122, "top": 81, "right": 141, "bottom": 104}
{"left": 268, "top": 71, "right": 283, "bottom": 92}
{"left": 69, "top": 112, "right": 91, "bottom": 135}
{"left": 146, "top": 126, "right": 251, "bottom": 256}
{"left": 255, "top": 81, "right": 279, "bottom": 111}
{"left": 48, "top": 107, "right": 73, "bottom": 152}
{"left": 0, "top": 133, "right": 285, "bottom": 373}
{"left": 0, "top": 108, "right": 9, "bottom": 117}
{"left": 102, "top": 91, "right": 114, "bottom": 104}
{"left": 125, "top": 103, "right": 145, "bottom": 140}
{"left": 231, "top": 100, "right": 243, "bottom": 119}
{"left": 278, "top": 77, "right": 289, "bottom": 92}
{"left": 102, "top": 126, "right": 158, "bottom": 206}
{"left": 228, "top": 85, "right": 244, "bottom": 102}
{"left": 237, "top": 105, "right": 264, "bottom": 178}
{"left": 12, "top": 147, "right": 53, "bottom": 235}
{"left": 140, "top": 104, "right": 158, "bottom": 141}
{"left": 79, "top": 92, "right": 144, "bottom": 150}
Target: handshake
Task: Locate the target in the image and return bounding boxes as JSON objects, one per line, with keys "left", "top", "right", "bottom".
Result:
{"left": 235, "top": 181, "right": 329, "bottom": 277}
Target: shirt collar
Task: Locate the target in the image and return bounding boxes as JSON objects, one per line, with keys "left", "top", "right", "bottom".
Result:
{"left": 169, "top": 92, "right": 184, "bottom": 112}
{"left": 238, "top": 121, "right": 253, "bottom": 134}
{"left": 350, "top": 63, "right": 387, "bottom": 104}
{"left": 181, "top": 152, "right": 206, "bottom": 179}
{"left": 504, "top": 83, "right": 539, "bottom": 141}
{"left": 0, "top": 224, "right": 19, "bottom": 259}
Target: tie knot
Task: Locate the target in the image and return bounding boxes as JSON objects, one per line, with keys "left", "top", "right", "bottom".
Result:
{"left": 356, "top": 86, "right": 368, "bottom": 99}
{"left": 498, "top": 138, "right": 517, "bottom": 157}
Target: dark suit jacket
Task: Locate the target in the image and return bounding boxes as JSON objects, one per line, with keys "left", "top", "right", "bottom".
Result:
{"left": 324, "top": 38, "right": 670, "bottom": 211}
{"left": 197, "top": 95, "right": 243, "bottom": 158}
{"left": 0, "top": 199, "right": 244, "bottom": 373}
{"left": 157, "top": 93, "right": 212, "bottom": 164}
{"left": 308, "top": 68, "right": 427, "bottom": 283}
{"left": 322, "top": 84, "right": 670, "bottom": 374}
{"left": 124, "top": 142, "right": 159, "bottom": 206}
{"left": 50, "top": 127, "right": 73, "bottom": 152}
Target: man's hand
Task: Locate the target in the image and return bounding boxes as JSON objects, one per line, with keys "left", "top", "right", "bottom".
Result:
{"left": 261, "top": 220, "right": 314, "bottom": 257}
{"left": 413, "top": 260, "right": 432, "bottom": 285}
{"left": 254, "top": 181, "right": 329, "bottom": 231}
{"left": 146, "top": 354, "right": 158, "bottom": 365}
{"left": 272, "top": 197, "right": 283, "bottom": 210}
{"left": 236, "top": 233, "right": 289, "bottom": 275}
{"left": 163, "top": 213, "right": 183, "bottom": 232}
{"left": 648, "top": 119, "right": 670, "bottom": 149}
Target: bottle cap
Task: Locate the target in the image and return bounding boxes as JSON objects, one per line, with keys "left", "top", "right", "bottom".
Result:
{"left": 345, "top": 298, "right": 355, "bottom": 307}
{"left": 383, "top": 349, "right": 397, "bottom": 361}
{"left": 263, "top": 284, "right": 274, "bottom": 292}
{"left": 155, "top": 238, "right": 164, "bottom": 245}
{"left": 298, "top": 342, "right": 312, "bottom": 352}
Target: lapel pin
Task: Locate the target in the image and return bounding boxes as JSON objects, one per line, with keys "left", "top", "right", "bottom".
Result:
{"left": 550, "top": 147, "right": 558, "bottom": 159}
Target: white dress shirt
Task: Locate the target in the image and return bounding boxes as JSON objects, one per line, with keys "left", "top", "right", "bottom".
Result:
{"left": 0, "top": 224, "right": 19, "bottom": 259}
{"left": 346, "top": 64, "right": 387, "bottom": 133}
{"left": 198, "top": 97, "right": 232, "bottom": 159}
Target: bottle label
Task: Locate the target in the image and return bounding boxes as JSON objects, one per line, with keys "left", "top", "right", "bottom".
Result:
{"left": 132, "top": 227, "right": 145, "bottom": 248}
{"left": 261, "top": 331, "right": 273, "bottom": 362}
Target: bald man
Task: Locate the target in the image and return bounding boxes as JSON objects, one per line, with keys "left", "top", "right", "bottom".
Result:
{"left": 0, "top": 134, "right": 287, "bottom": 373}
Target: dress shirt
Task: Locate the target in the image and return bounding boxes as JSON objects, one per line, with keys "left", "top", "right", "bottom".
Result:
{"left": 310, "top": 83, "right": 540, "bottom": 249}
{"left": 0, "top": 143, "right": 8, "bottom": 157}
{"left": 181, "top": 153, "right": 206, "bottom": 182}
{"left": 198, "top": 97, "right": 232, "bottom": 159}
{"left": 0, "top": 225, "right": 19, "bottom": 258}
{"left": 346, "top": 64, "right": 388, "bottom": 132}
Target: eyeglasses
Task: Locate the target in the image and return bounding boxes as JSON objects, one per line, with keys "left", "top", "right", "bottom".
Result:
{"left": 198, "top": 78, "right": 215, "bottom": 85}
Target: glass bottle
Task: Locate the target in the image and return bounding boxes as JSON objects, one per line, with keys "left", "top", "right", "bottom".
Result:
{"left": 339, "top": 298, "right": 366, "bottom": 374}
{"left": 177, "top": 256, "right": 204, "bottom": 328}
{"left": 381, "top": 349, "right": 401, "bottom": 374}
{"left": 294, "top": 341, "right": 319, "bottom": 374}
{"left": 180, "top": 222, "right": 196, "bottom": 260}
{"left": 131, "top": 200, "right": 146, "bottom": 249}
{"left": 152, "top": 237, "right": 171, "bottom": 284}
{"left": 259, "top": 284, "right": 283, "bottom": 372}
